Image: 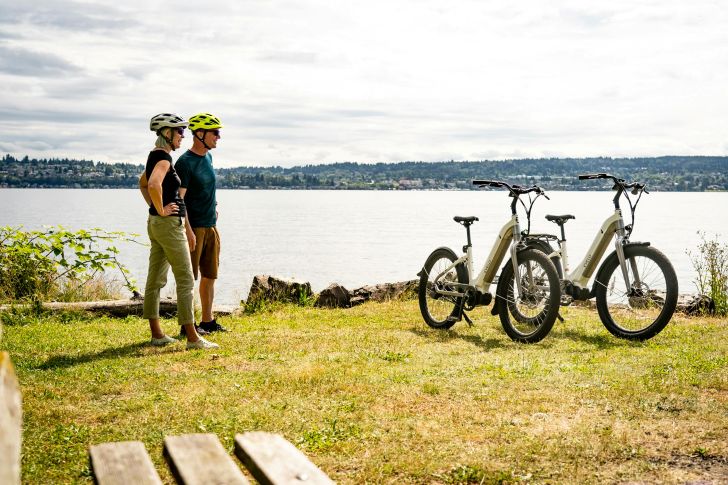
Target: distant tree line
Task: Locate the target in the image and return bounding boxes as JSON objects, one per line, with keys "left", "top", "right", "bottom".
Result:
{"left": 1, "top": 154, "right": 726, "bottom": 191}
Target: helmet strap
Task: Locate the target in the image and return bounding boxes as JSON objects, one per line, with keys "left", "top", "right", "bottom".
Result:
{"left": 196, "top": 130, "right": 212, "bottom": 150}
{"left": 158, "top": 129, "right": 174, "bottom": 147}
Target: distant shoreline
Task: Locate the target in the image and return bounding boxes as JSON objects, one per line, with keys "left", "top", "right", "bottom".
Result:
{"left": 3, "top": 154, "right": 727, "bottom": 191}
{"left": 2, "top": 186, "right": 726, "bottom": 193}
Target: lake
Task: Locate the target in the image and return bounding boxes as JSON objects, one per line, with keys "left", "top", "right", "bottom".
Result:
{"left": 1, "top": 189, "right": 726, "bottom": 305}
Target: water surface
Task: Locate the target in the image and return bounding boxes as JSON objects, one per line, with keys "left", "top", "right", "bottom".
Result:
{"left": 1, "top": 189, "right": 724, "bottom": 305}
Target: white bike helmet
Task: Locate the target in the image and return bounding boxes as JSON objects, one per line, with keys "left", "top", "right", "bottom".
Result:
{"left": 149, "top": 113, "right": 188, "bottom": 133}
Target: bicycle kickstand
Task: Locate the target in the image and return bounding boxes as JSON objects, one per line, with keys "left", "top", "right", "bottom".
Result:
{"left": 556, "top": 312, "right": 565, "bottom": 323}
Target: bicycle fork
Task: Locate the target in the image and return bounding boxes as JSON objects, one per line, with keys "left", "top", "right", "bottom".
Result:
{"left": 510, "top": 228, "right": 525, "bottom": 297}
{"left": 614, "top": 223, "right": 641, "bottom": 294}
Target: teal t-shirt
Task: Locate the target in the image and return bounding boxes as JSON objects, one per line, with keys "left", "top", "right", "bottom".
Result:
{"left": 175, "top": 150, "right": 217, "bottom": 227}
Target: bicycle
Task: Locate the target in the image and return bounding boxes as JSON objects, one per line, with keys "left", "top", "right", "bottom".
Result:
{"left": 417, "top": 180, "right": 561, "bottom": 343}
{"left": 525, "top": 173, "right": 679, "bottom": 340}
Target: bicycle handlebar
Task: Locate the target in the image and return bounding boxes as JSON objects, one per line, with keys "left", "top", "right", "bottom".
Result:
{"left": 472, "top": 179, "right": 549, "bottom": 198}
{"left": 578, "top": 173, "right": 649, "bottom": 194}
{"left": 578, "top": 173, "right": 608, "bottom": 180}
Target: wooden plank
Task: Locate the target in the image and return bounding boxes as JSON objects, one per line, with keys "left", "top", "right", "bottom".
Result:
{"left": 234, "top": 432, "right": 334, "bottom": 485}
{"left": 0, "top": 352, "right": 22, "bottom": 485}
{"left": 164, "top": 433, "right": 250, "bottom": 485}
{"left": 89, "top": 441, "right": 163, "bottom": 485}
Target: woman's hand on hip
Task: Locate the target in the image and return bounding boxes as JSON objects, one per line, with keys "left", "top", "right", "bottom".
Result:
{"left": 161, "top": 202, "right": 179, "bottom": 217}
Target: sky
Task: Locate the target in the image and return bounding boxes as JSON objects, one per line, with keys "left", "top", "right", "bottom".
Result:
{"left": 1, "top": 0, "right": 727, "bottom": 168}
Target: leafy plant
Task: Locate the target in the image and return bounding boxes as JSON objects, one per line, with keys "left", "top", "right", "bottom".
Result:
{"left": 0, "top": 225, "right": 140, "bottom": 302}
{"left": 687, "top": 231, "right": 728, "bottom": 315}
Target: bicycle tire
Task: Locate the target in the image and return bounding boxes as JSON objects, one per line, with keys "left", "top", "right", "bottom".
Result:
{"left": 496, "top": 249, "right": 561, "bottom": 343}
{"left": 594, "top": 245, "right": 678, "bottom": 340}
{"left": 418, "top": 247, "right": 468, "bottom": 329}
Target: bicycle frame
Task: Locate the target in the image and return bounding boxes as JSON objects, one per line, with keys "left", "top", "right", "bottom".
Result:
{"left": 556, "top": 209, "right": 626, "bottom": 289}
{"left": 541, "top": 175, "right": 649, "bottom": 297}
{"left": 433, "top": 212, "right": 527, "bottom": 299}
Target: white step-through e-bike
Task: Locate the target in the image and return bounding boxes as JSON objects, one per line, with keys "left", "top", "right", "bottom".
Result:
{"left": 418, "top": 180, "right": 561, "bottom": 343}
{"left": 525, "top": 173, "right": 678, "bottom": 340}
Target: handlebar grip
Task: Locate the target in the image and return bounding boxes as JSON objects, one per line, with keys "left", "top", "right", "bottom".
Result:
{"left": 472, "top": 179, "right": 502, "bottom": 187}
{"left": 578, "top": 173, "right": 607, "bottom": 180}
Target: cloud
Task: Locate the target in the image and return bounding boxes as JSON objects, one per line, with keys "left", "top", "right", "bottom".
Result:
{"left": 0, "top": 45, "right": 81, "bottom": 77}
{"left": 257, "top": 51, "right": 319, "bottom": 64}
{"left": 0, "top": 1, "right": 134, "bottom": 32}
{"left": 0, "top": 0, "right": 726, "bottom": 167}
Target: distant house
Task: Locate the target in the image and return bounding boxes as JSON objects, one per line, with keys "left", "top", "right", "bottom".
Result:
{"left": 398, "top": 179, "right": 423, "bottom": 189}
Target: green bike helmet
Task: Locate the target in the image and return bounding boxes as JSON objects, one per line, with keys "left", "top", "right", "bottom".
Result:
{"left": 188, "top": 113, "right": 223, "bottom": 132}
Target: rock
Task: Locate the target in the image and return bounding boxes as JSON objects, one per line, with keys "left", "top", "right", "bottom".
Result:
{"left": 676, "top": 294, "right": 715, "bottom": 315}
{"left": 246, "top": 275, "right": 313, "bottom": 308}
{"left": 315, "top": 283, "right": 351, "bottom": 308}
{"left": 349, "top": 296, "right": 367, "bottom": 307}
{"left": 351, "top": 279, "right": 418, "bottom": 303}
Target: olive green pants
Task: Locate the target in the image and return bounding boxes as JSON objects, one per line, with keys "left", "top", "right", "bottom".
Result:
{"left": 142, "top": 215, "right": 195, "bottom": 325}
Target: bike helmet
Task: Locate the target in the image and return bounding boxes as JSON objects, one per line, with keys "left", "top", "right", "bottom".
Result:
{"left": 188, "top": 113, "right": 223, "bottom": 132}
{"left": 149, "top": 113, "right": 188, "bottom": 133}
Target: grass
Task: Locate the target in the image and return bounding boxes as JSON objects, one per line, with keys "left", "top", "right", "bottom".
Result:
{"left": 1, "top": 301, "right": 727, "bottom": 484}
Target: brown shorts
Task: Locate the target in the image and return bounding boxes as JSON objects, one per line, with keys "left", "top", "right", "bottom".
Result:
{"left": 190, "top": 226, "right": 220, "bottom": 279}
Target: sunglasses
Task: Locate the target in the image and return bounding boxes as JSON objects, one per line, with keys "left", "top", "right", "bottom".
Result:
{"left": 174, "top": 127, "right": 185, "bottom": 135}
{"left": 207, "top": 129, "right": 221, "bottom": 137}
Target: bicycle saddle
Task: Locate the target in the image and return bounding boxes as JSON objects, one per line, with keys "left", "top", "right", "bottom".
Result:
{"left": 545, "top": 214, "right": 575, "bottom": 225}
{"left": 454, "top": 216, "right": 479, "bottom": 224}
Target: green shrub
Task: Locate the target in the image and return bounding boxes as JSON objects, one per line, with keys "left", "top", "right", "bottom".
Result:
{"left": 0, "top": 226, "right": 139, "bottom": 303}
{"left": 687, "top": 231, "right": 728, "bottom": 315}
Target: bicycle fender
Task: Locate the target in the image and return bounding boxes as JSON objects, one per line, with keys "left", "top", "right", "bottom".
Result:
{"left": 525, "top": 239, "right": 563, "bottom": 278}
{"left": 491, "top": 255, "right": 519, "bottom": 316}
{"left": 417, "top": 246, "right": 459, "bottom": 277}
{"left": 591, "top": 242, "right": 651, "bottom": 296}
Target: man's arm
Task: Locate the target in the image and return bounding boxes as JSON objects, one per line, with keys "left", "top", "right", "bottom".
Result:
{"left": 179, "top": 187, "right": 196, "bottom": 251}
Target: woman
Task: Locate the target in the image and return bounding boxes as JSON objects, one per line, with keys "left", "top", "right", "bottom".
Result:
{"left": 139, "top": 113, "right": 219, "bottom": 350}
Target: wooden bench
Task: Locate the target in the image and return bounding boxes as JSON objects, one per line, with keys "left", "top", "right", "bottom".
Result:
{"left": 89, "top": 431, "right": 334, "bottom": 485}
{"left": 0, "top": 351, "right": 22, "bottom": 485}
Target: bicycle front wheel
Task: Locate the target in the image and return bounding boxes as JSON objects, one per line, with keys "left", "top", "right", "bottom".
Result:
{"left": 595, "top": 245, "right": 678, "bottom": 340}
{"left": 497, "top": 249, "right": 561, "bottom": 343}
{"left": 418, "top": 247, "right": 468, "bottom": 329}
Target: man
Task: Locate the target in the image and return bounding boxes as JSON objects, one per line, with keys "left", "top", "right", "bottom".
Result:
{"left": 175, "top": 112, "right": 228, "bottom": 334}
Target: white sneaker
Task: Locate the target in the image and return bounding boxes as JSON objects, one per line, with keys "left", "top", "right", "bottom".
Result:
{"left": 151, "top": 335, "right": 177, "bottom": 346}
{"left": 186, "top": 337, "right": 220, "bottom": 350}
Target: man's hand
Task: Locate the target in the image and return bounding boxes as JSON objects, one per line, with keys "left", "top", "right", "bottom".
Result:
{"left": 186, "top": 229, "right": 196, "bottom": 252}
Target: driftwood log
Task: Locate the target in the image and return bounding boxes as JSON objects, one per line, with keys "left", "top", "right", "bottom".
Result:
{"left": 0, "top": 300, "right": 240, "bottom": 318}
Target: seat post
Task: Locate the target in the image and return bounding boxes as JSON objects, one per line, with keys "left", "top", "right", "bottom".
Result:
{"left": 559, "top": 223, "right": 566, "bottom": 242}
{"left": 465, "top": 223, "right": 472, "bottom": 247}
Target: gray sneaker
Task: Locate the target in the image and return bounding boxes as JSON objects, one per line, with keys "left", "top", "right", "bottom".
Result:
{"left": 186, "top": 337, "right": 220, "bottom": 350}
{"left": 151, "top": 335, "right": 177, "bottom": 346}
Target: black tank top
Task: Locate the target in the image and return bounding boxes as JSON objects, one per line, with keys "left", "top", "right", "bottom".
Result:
{"left": 145, "top": 150, "right": 183, "bottom": 216}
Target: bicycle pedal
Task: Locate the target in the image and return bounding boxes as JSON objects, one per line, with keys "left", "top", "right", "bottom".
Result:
{"left": 446, "top": 316, "right": 460, "bottom": 323}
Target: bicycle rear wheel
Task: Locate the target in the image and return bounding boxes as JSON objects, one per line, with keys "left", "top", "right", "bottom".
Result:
{"left": 418, "top": 247, "right": 468, "bottom": 329}
{"left": 497, "top": 249, "right": 560, "bottom": 343}
{"left": 595, "top": 245, "right": 678, "bottom": 340}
